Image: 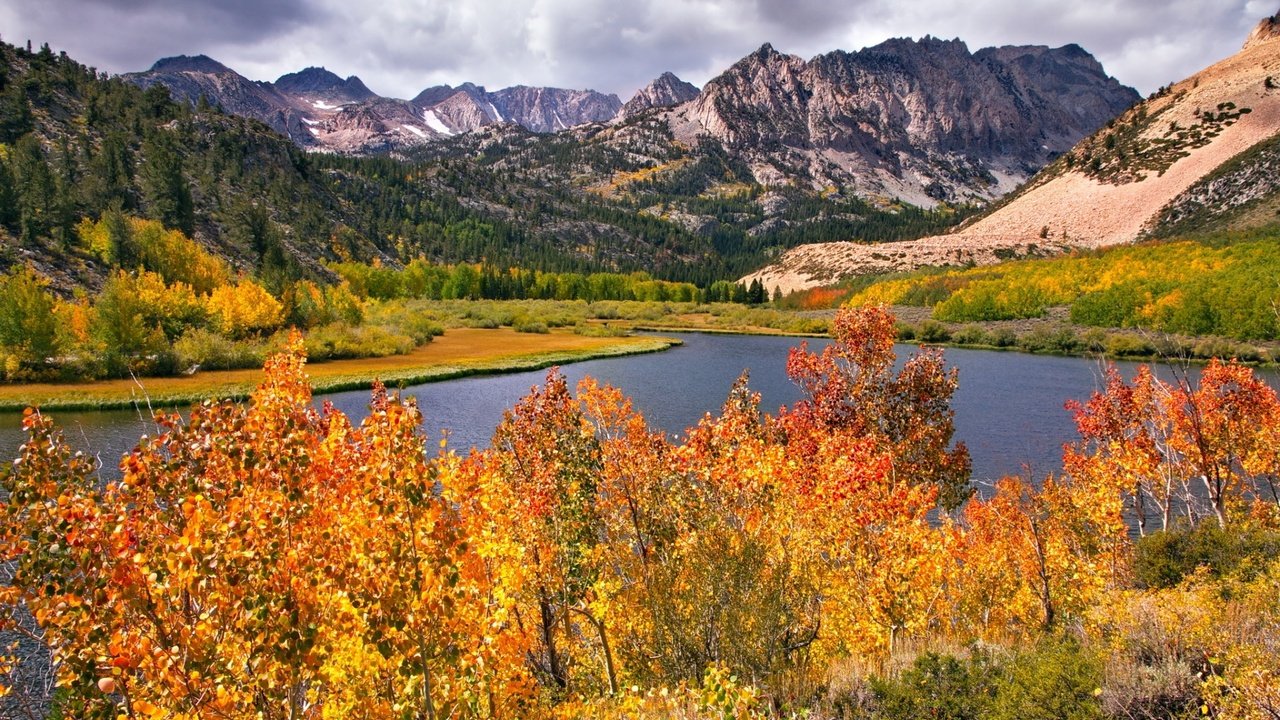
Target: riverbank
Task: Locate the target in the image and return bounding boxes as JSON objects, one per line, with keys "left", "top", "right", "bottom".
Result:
{"left": 0, "top": 329, "right": 679, "bottom": 412}
{"left": 637, "top": 304, "right": 1279, "bottom": 368}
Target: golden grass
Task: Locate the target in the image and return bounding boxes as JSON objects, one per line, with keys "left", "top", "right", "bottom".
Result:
{"left": 0, "top": 329, "right": 677, "bottom": 412}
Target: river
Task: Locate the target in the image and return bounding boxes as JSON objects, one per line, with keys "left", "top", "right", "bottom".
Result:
{"left": 1, "top": 332, "right": 1271, "bottom": 485}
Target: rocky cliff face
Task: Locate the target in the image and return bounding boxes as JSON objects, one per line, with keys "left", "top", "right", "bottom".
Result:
{"left": 670, "top": 38, "right": 1138, "bottom": 204}
{"left": 489, "top": 86, "right": 622, "bottom": 132}
{"left": 125, "top": 55, "right": 294, "bottom": 127}
{"left": 1244, "top": 11, "right": 1280, "bottom": 50}
{"left": 273, "top": 67, "right": 376, "bottom": 103}
{"left": 618, "top": 72, "right": 700, "bottom": 119}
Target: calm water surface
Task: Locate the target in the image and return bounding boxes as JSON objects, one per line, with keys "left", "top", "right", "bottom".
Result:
{"left": 2, "top": 332, "right": 1272, "bottom": 484}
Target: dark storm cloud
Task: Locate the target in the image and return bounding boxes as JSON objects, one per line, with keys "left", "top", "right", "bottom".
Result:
{"left": 0, "top": 0, "right": 318, "bottom": 74}
{"left": 0, "top": 0, "right": 1271, "bottom": 101}
{"left": 836, "top": 0, "right": 1269, "bottom": 97}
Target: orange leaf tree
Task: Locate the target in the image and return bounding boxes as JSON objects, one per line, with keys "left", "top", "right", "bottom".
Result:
{"left": 0, "top": 334, "right": 532, "bottom": 718}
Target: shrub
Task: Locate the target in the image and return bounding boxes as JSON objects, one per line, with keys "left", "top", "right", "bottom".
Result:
{"left": 588, "top": 302, "right": 622, "bottom": 320}
{"left": 894, "top": 322, "right": 916, "bottom": 341}
{"left": 791, "top": 317, "right": 830, "bottom": 334}
{"left": 1018, "top": 327, "right": 1079, "bottom": 354}
{"left": 393, "top": 313, "right": 445, "bottom": 344}
{"left": 989, "top": 638, "right": 1103, "bottom": 720}
{"left": 918, "top": 321, "right": 951, "bottom": 343}
{"left": 989, "top": 328, "right": 1017, "bottom": 348}
{"left": 514, "top": 319, "right": 549, "bottom": 334}
{"left": 1104, "top": 334, "right": 1156, "bottom": 357}
{"left": 303, "top": 323, "right": 416, "bottom": 361}
{"left": 1101, "top": 651, "right": 1202, "bottom": 720}
{"left": 466, "top": 316, "right": 500, "bottom": 329}
{"left": 951, "top": 326, "right": 991, "bottom": 346}
{"left": 464, "top": 305, "right": 517, "bottom": 328}
{"left": 1133, "top": 523, "right": 1280, "bottom": 589}
{"left": 1078, "top": 329, "right": 1108, "bottom": 353}
{"left": 574, "top": 322, "right": 628, "bottom": 337}
{"left": 173, "top": 328, "right": 267, "bottom": 371}
{"left": 870, "top": 651, "right": 998, "bottom": 720}
{"left": 1190, "top": 337, "right": 1262, "bottom": 362}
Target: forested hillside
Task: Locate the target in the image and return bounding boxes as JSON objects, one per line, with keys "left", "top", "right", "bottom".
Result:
{"left": 0, "top": 40, "right": 374, "bottom": 292}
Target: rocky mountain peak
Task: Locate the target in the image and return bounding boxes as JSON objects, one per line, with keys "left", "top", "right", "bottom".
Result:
{"left": 274, "top": 67, "right": 375, "bottom": 101}
{"left": 1244, "top": 11, "right": 1280, "bottom": 50}
{"left": 148, "top": 55, "right": 232, "bottom": 75}
{"left": 489, "top": 85, "right": 622, "bottom": 133}
{"left": 412, "top": 85, "right": 459, "bottom": 106}
{"left": 618, "top": 71, "right": 699, "bottom": 119}
{"left": 679, "top": 36, "right": 1137, "bottom": 203}
{"left": 738, "top": 42, "right": 802, "bottom": 71}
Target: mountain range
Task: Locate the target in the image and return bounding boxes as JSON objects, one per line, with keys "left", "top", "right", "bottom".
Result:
{"left": 124, "top": 37, "right": 1138, "bottom": 204}
{"left": 124, "top": 57, "right": 626, "bottom": 153}
{"left": 744, "top": 11, "right": 1280, "bottom": 294}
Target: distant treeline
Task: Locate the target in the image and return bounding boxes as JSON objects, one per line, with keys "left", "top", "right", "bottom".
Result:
{"left": 329, "top": 259, "right": 775, "bottom": 304}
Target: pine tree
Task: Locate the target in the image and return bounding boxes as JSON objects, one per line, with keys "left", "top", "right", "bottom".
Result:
{"left": 10, "top": 134, "right": 56, "bottom": 244}
{"left": 140, "top": 133, "right": 194, "bottom": 236}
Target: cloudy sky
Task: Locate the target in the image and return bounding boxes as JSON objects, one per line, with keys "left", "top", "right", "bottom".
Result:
{"left": 1, "top": 0, "right": 1273, "bottom": 99}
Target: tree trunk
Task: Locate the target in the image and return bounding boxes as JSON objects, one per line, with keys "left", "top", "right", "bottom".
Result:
{"left": 572, "top": 606, "right": 618, "bottom": 694}
{"left": 539, "top": 592, "right": 567, "bottom": 689}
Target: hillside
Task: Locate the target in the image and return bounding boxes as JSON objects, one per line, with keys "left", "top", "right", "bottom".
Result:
{"left": 0, "top": 26, "right": 1147, "bottom": 297}
{"left": 0, "top": 39, "right": 970, "bottom": 294}
{"left": 0, "top": 42, "right": 678, "bottom": 293}
{"left": 0, "top": 42, "right": 377, "bottom": 293}
{"left": 745, "top": 13, "right": 1280, "bottom": 294}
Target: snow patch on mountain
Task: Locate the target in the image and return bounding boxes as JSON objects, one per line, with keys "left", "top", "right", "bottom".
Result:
{"left": 422, "top": 110, "right": 454, "bottom": 135}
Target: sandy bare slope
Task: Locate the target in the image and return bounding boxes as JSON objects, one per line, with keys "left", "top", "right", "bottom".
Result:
{"left": 746, "top": 20, "right": 1280, "bottom": 296}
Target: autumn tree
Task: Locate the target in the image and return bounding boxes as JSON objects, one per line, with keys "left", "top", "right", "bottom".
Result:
{"left": 206, "top": 280, "right": 284, "bottom": 338}
{"left": 0, "top": 265, "right": 60, "bottom": 377}
{"left": 0, "top": 336, "right": 534, "bottom": 717}
{"left": 1067, "top": 361, "right": 1280, "bottom": 530}
{"left": 781, "top": 305, "right": 972, "bottom": 510}
{"left": 483, "top": 370, "right": 606, "bottom": 693}
{"left": 960, "top": 475, "right": 1126, "bottom": 632}
{"left": 309, "top": 385, "right": 531, "bottom": 719}
{"left": 658, "top": 375, "right": 823, "bottom": 685}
